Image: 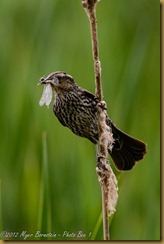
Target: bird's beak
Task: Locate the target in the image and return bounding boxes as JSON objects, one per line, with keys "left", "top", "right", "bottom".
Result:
{"left": 39, "top": 76, "right": 51, "bottom": 85}
{"left": 38, "top": 76, "right": 59, "bottom": 86}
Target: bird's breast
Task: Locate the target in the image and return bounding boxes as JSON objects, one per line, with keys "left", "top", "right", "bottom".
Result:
{"left": 53, "top": 92, "right": 99, "bottom": 143}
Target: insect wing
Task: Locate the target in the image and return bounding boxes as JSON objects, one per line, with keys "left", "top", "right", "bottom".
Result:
{"left": 39, "top": 84, "right": 52, "bottom": 107}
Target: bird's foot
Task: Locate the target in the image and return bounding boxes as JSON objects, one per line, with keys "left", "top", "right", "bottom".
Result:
{"left": 97, "top": 100, "right": 107, "bottom": 111}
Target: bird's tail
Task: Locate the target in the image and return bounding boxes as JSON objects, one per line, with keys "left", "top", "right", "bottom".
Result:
{"left": 108, "top": 120, "right": 147, "bottom": 171}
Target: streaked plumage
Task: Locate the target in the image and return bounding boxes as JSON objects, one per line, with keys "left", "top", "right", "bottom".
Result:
{"left": 40, "top": 71, "right": 146, "bottom": 171}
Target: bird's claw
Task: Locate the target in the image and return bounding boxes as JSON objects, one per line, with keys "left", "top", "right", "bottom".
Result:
{"left": 97, "top": 101, "right": 107, "bottom": 111}
{"left": 97, "top": 155, "right": 109, "bottom": 170}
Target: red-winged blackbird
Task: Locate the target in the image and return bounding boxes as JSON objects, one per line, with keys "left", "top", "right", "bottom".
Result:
{"left": 40, "top": 71, "right": 146, "bottom": 171}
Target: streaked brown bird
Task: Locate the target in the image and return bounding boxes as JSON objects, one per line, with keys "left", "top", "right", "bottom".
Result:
{"left": 40, "top": 71, "right": 146, "bottom": 171}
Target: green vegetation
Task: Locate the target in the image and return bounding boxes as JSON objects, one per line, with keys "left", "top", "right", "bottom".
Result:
{"left": 0, "top": 0, "right": 160, "bottom": 240}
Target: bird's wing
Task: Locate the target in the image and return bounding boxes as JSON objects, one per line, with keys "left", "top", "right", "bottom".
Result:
{"left": 81, "top": 89, "right": 98, "bottom": 102}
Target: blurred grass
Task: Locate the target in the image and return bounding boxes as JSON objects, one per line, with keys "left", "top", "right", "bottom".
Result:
{"left": 37, "top": 132, "right": 52, "bottom": 239}
{"left": 0, "top": 0, "right": 160, "bottom": 241}
{"left": 0, "top": 180, "right": 3, "bottom": 231}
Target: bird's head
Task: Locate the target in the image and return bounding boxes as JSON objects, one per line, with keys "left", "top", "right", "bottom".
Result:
{"left": 40, "top": 71, "right": 77, "bottom": 92}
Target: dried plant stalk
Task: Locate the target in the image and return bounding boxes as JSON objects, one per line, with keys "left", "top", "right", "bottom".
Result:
{"left": 82, "top": 0, "right": 118, "bottom": 240}
{"left": 82, "top": 0, "right": 102, "bottom": 100}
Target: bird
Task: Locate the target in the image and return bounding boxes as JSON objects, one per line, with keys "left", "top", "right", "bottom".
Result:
{"left": 39, "top": 71, "right": 146, "bottom": 171}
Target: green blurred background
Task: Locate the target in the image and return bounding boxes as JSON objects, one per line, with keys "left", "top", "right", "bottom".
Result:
{"left": 0, "top": 0, "right": 160, "bottom": 241}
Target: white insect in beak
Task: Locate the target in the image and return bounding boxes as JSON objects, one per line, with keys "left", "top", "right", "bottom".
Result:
{"left": 39, "top": 83, "right": 53, "bottom": 108}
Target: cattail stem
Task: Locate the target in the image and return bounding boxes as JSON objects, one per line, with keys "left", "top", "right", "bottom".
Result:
{"left": 82, "top": 0, "right": 102, "bottom": 101}
{"left": 82, "top": 0, "right": 112, "bottom": 240}
{"left": 102, "top": 182, "right": 109, "bottom": 240}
